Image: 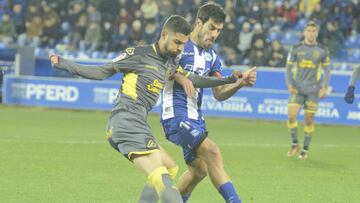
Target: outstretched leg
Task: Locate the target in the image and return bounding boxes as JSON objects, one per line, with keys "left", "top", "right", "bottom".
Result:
{"left": 287, "top": 103, "right": 301, "bottom": 157}
{"left": 177, "top": 158, "right": 208, "bottom": 202}
{"left": 138, "top": 146, "right": 179, "bottom": 203}
{"left": 197, "top": 138, "right": 241, "bottom": 203}
{"left": 133, "top": 151, "right": 182, "bottom": 203}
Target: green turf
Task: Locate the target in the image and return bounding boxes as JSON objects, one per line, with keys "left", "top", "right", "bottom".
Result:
{"left": 1, "top": 105, "right": 359, "bottom": 203}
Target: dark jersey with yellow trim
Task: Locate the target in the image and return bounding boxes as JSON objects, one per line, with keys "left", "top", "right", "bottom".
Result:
{"left": 55, "top": 44, "right": 178, "bottom": 115}
{"left": 286, "top": 42, "right": 330, "bottom": 88}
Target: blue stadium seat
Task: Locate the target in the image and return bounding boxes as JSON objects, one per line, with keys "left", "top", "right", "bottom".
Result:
{"left": 348, "top": 49, "right": 360, "bottom": 63}
{"left": 295, "top": 18, "right": 307, "bottom": 31}
{"left": 281, "top": 31, "right": 301, "bottom": 45}
{"left": 336, "top": 63, "right": 351, "bottom": 71}
{"left": 344, "top": 35, "right": 358, "bottom": 48}
{"left": 267, "top": 31, "right": 283, "bottom": 42}
{"left": 335, "top": 49, "right": 348, "bottom": 60}
{"left": 107, "top": 52, "right": 117, "bottom": 59}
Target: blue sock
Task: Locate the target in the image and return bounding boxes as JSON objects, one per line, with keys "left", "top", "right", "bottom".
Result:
{"left": 219, "top": 182, "right": 241, "bottom": 203}
{"left": 182, "top": 193, "right": 191, "bottom": 203}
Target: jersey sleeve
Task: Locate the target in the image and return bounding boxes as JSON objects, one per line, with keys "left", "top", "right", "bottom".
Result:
{"left": 321, "top": 48, "right": 331, "bottom": 88}
{"left": 210, "top": 50, "right": 222, "bottom": 76}
{"left": 350, "top": 65, "right": 360, "bottom": 86}
{"left": 54, "top": 57, "right": 117, "bottom": 80}
{"left": 112, "top": 47, "right": 142, "bottom": 73}
{"left": 53, "top": 47, "right": 140, "bottom": 80}
{"left": 176, "top": 66, "right": 237, "bottom": 88}
{"left": 285, "top": 46, "right": 296, "bottom": 86}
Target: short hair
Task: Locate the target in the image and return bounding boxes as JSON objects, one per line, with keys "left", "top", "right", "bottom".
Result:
{"left": 306, "top": 20, "right": 320, "bottom": 30}
{"left": 163, "top": 15, "right": 191, "bottom": 36}
{"left": 196, "top": 3, "right": 225, "bottom": 24}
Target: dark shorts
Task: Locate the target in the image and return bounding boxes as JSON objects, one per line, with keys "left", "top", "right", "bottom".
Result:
{"left": 289, "top": 84, "right": 320, "bottom": 113}
{"left": 106, "top": 110, "right": 160, "bottom": 160}
{"left": 161, "top": 117, "right": 208, "bottom": 164}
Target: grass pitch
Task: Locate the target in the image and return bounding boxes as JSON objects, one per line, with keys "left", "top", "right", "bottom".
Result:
{"left": 0, "top": 105, "right": 359, "bottom": 203}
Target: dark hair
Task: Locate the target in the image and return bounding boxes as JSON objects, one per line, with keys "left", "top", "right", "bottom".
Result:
{"left": 306, "top": 19, "right": 320, "bottom": 29}
{"left": 163, "top": 15, "right": 191, "bottom": 36}
{"left": 196, "top": 3, "right": 225, "bottom": 24}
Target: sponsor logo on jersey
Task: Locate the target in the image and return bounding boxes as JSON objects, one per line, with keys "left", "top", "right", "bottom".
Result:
{"left": 147, "top": 79, "right": 164, "bottom": 94}
{"left": 112, "top": 53, "right": 127, "bottom": 63}
{"left": 183, "top": 52, "right": 194, "bottom": 56}
{"left": 205, "top": 52, "right": 213, "bottom": 61}
{"left": 314, "top": 50, "right": 320, "bottom": 59}
{"left": 106, "top": 127, "right": 113, "bottom": 138}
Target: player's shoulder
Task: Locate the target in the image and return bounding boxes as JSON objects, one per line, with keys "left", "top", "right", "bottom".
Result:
{"left": 112, "top": 45, "right": 153, "bottom": 63}
{"left": 291, "top": 42, "right": 303, "bottom": 50}
{"left": 316, "top": 43, "right": 329, "bottom": 52}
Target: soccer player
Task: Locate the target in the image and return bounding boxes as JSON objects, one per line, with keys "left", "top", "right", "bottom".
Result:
{"left": 344, "top": 66, "right": 360, "bottom": 104}
{"left": 285, "top": 20, "right": 331, "bottom": 160}
{"left": 50, "top": 15, "right": 241, "bottom": 203}
{"left": 160, "top": 3, "right": 256, "bottom": 203}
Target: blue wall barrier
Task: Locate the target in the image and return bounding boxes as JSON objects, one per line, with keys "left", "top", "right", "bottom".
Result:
{"left": 2, "top": 69, "right": 360, "bottom": 126}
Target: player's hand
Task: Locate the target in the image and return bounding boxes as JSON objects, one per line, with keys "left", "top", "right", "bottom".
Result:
{"left": 232, "top": 70, "right": 243, "bottom": 79}
{"left": 172, "top": 73, "right": 195, "bottom": 98}
{"left": 319, "top": 87, "right": 328, "bottom": 99}
{"left": 240, "top": 66, "right": 256, "bottom": 87}
{"left": 288, "top": 85, "right": 298, "bottom": 95}
{"left": 49, "top": 54, "right": 59, "bottom": 65}
{"left": 344, "top": 86, "right": 355, "bottom": 104}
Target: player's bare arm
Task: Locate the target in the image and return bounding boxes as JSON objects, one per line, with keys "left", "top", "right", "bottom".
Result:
{"left": 288, "top": 85, "right": 298, "bottom": 95}
{"left": 212, "top": 67, "right": 257, "bottom": 101}
{"left": 172, "top": 73, "right": 195, "bottom": 98}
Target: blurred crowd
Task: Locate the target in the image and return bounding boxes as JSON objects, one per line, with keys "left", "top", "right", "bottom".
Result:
{"left": 0, "top": 0, "right": 359, "bottom": 67}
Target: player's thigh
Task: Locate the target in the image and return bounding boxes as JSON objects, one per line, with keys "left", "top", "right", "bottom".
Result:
{"left": 132, "top": 151, "right": 164, "bottom": 176}
{"left": 161, "top": 117, "right": 207, "bottom": 148}
{"left": 304, "top": 91, "right": 319, "bottom": 114}
{"left": 196, "top": 137, "right": 222, "bottom": 161}
{"left": 288, "top": 93, "right": 304, "bottom": 118}
{"left": 287, "top": 103, "right": 301, "bottom": 118}
{"left": 159, "top": 145, "right": 177, "bottom": 169}
{"left": 107, "top": 111, "right": 160, "bottom": 161}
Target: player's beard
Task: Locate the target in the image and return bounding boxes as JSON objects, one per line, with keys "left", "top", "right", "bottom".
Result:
{"left": 164, "top": 40, "right": 180, "bottom": 58}
{"left": 198, "top": 27, "right": 214, "bottom": 49}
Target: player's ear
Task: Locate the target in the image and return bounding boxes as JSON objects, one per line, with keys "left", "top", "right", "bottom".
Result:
{"left": 161, "top": 30, "right": 168, "bottom": 40}
{"left": 195, "top": 18, "right": 202, "bottom": 28}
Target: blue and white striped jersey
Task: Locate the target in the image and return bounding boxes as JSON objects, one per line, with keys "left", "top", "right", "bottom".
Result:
{"left": 161, "top": 39, "right": 222, "bottom": 121}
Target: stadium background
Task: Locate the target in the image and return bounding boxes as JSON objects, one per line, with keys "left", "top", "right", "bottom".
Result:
{"left": 0, "top": 0, "right": 360, "bottom": 202}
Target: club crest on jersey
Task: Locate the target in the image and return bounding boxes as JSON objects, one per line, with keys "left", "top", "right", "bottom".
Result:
{"left": 125, "top": 47, "right": 135, "bottom": 55}
{"left": 112, "top": 53, "right": 127, "bottom": 63}
{"left": 184, "top": 64, "right": 194, "bottom": 71}
{"left": 314, "top": 51, "right": 319, "bottom": 59}
{"left": 205, "top": 52, "right": 213, "bottom": 61}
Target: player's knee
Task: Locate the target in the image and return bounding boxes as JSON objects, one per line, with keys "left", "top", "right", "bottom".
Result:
{"left": 167, "top": 165, "right": 179, "bottom": 180}
{"left": 287, "top": 121, "right": 298, "bottom": 129}
{"left": 192, "top": 165, "right": 207, "bottom": 180}
{"left": 304, "top": 124, "right": 315, "bottom": 134}
{"left": 288, "top": 115, "right": 297, "bottom": 123}
{"left": 147, "top": 166, "right": 170, "bottom": 194}
{"left": 199, "top": 141, "right": 222, "bottom": 162}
